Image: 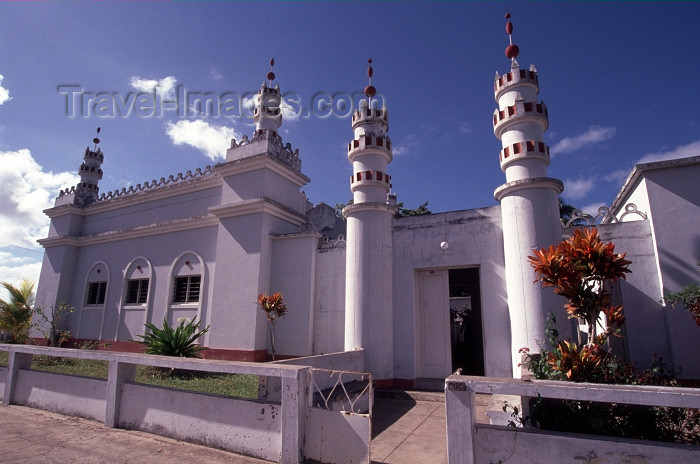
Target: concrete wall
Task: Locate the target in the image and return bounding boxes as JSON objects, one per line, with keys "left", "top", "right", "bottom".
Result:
{"left": 445, "top": 375, "right": 700, "bottom": 464}
{"left": 270, "top": 233, "right": 319, "bottom": 357}
{"left": 313, "top": 245, "right": 346, "bottom": 355}
{"left": 80, "top": 185, "right": 222, "bottom": 237}
{"left": 586, "top": 222, "right": 673, "bottom": 371}
{"left": 0, "top": 345, "right": 356, "bottom": 464}
{"left": 611, "top": 162, "right": 700, "bottom": 377}
{"left": 12, "top": 369, "right": 107, "bottom": 422}
{"left": 643, "top": 166, "right": 700, "bottom": 378}
{"left": 474, "top": 425, "right": 699, "bottom": 464}
{"left": 119, "top": 383, "right": 282, "bottom": 461}
{"left": 0, "top": 366, "right": 6, "bottom": 399}
{"left": 393, "top": 207, "right": 511, "bottom": 379}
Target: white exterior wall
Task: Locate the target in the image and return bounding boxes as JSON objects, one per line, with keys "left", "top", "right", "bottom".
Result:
{"left": 392, "top": 207, "right": 512, "bottom": 379}
{"left": 57, "top": 226, "right": 217, "bottom": 343}
{"left": 611, "top": 160, "right": 700, "bottom": 377}
{"left": 313, "top": 246, "right": 346, "bottom": 355}
{"left": 79, "top": 185, "right": 221, "bottom": 237}
{"left": 588, "top": 222, "right": 672, "bottom": 370}
{"left": 270, "top": 233, "right": 319, "bottom": 357}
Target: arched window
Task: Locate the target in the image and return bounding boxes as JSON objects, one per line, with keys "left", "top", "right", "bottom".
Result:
{"left": 171, "top": 252, "right": 203, "bottom": 305}
{"left": 123, "top": 258, "right": 152, "bottom": 306}
{"left": 78, "top": 261, "right": 110, "bottom": 340}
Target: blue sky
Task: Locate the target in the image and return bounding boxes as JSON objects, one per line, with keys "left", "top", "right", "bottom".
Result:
{"left": 1, "top": 1, "right": 699, "bottom": 290}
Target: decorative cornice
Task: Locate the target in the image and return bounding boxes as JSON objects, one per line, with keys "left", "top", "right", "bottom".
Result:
{"left": 342, "top": 202, "right": 397, "bottom": 218}
{"left": 609, "top": 155, "right": 700, "bottom": 215}
{"left": 48, "top": 171, "right": 221, "bottom": 217}
{"left": 493, "top": 177, "right": 564, "bottom": 202}
{"left": 209, "top": 197, "right": 306, "bottom": 226}
{"left": 216, "top": 153, "right": 310, "bottom": 187}
{"left": 38, "top": 215, "right": 219, "bottom": 249}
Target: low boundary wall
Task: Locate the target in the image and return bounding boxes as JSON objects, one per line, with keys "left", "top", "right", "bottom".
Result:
{"left": 445, "top": 375, "right": 700, "bottom": 464}
{"left": 0, "top": 345, "right": 371, "bottom": 463}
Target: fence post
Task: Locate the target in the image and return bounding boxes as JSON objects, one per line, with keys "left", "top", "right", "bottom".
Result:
{"left": 445, "top": 376, "right": 476, "bottom": 464}
{"left": 4, "top": 349, "right": 32, "bottom": 405}
{"left": 280, "top": 367, "right": 309, "bottom": 464}
{"left": 105, "top": 359, "right": 136, "bottom": 427}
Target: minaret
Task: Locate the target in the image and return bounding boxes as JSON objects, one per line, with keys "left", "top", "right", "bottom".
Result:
{"left": 253, "top": 58, "right": 283, "bottom": 136}
{"left": 493, "top": 14, "right": 564, "bottom": 377}
{"left": 74, "top": 127, "right": 104, "bottom": 207}
{"left": 343, "top": 60, "right": 397, "bottom": 381}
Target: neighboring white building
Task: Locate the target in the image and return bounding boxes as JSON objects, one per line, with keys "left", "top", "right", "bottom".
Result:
{"left": 34, "top": 21, "right": 700, "bottom": 385}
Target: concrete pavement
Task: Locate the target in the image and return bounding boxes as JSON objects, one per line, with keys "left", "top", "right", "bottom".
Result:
{"left": 0, "top": 392, "right": 491, "bottom": 464}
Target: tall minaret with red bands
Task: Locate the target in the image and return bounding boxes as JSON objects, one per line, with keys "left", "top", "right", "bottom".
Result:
{"left": 343, "top": 59, "right": 397, "bottom": 382}
{"left": 493, "top": 14, "right": 566, "bottom": 377}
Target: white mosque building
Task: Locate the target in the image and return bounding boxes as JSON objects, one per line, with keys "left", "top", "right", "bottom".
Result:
{"left": 34, "top": 17, "right": 700, "bottom": 386}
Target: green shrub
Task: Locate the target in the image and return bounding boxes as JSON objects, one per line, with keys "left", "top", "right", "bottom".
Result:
{"left": 137, "top": 316, "right": 210, "bottom": 358}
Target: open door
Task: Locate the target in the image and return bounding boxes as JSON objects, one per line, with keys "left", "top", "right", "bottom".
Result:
{"left": 416, "top": 269, "right": 452, "bottom": 378}
{"left": 449, "top": 268, "right": 484, "bottom": 375}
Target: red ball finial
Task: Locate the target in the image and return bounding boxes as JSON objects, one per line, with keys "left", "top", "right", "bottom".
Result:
{"left": 267, "top": 58, "right": 275, "bottom": 82}
{"left": 505, "top": 44, "right": 520, "bottom": 59}
{"left": 504, "top": 13, "right": 519, "bottom": 59}
{"left": 93, "top": 127, "right": 101, "bottom": 149}
{"left": 365, "top": 58, "right": 376, "bottom": 98}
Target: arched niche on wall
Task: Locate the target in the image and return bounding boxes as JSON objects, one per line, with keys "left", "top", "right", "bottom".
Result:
{"left": 168, "top": 251, "right": 206, "bottom": 337}
{"left": 78, "top": 261, "right": 110, "bottom": 340}
{"left": 117, "top": 256, "right": 153, "bottom": 342}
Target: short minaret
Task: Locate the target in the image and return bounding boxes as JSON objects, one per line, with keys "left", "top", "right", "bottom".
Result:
{"left": 74, "top": 127, "right": 104, "bottom": 207}
{"left": 253, "top": 58, "right": 283, "bottom": 136}
{"left": 493, "top": 14, "right": 564, "bottom": 377}
{"left": 343, "top": 60, "right": 397, "bottom": 381}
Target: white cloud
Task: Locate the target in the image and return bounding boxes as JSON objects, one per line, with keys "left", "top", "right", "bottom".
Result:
{"left": 165, "top": 120, "right": 240, "bottom": 161}
{"left": 0, "top": 74, "right": 10, "bottom": 105}
{"left": 209, "top": 67, "right": 224, "bottom": 81}
{"left": 458, "top": 122, "right": 472, "bottom": 134}
{"left": 580, "top": 202, "right": 606, "bottom": 217}
{"left": 392, "top": 145, "right": 408, "bottom": 156}
{"left": 563, "top": 177, "right": 595, "bottom": 201}
{"left": 637, "top": 140, "right": 700, "bottom": 164}
{"left": 551, "top": 126, "right": 616, "bottom": 156}
{"left": 0, "top": 149, "right": 78, "bottom": 285}
{"left": 129, "top": 75, "right": 178, "bottom": 101}
{"left": 603, "top": 169, "right": 629, "bottom": 184}
{"left": 0, "top": 251, "right": 43, "bottom": 292}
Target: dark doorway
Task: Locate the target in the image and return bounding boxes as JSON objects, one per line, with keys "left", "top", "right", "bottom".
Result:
{"left": 449, "top": 268, "right": 485, "bottom": 375}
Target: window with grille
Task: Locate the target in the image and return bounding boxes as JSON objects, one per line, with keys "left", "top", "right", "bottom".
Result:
{"left": 173, "top": 275, "right": 201, "bottom": 303}
{"left": 126, "top": 279, "right": 149, "bottom": 304}
{"left": 86, "top": 281, "right": 107, "bottom": 305}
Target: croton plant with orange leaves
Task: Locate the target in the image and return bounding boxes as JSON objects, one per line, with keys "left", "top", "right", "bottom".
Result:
{"left": 528, "top": 228, "right": 632, "bottom": 381}
{"left": 257, "top": 292, "right": 288, "bottom": 361}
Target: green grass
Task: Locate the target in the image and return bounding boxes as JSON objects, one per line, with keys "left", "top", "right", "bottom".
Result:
{"left": 0, "top": 350, "right": 258, "bottom": 398}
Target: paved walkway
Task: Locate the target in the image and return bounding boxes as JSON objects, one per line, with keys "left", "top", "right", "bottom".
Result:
{"left": 0, "top": 393, "right": 491, "bottom": 464}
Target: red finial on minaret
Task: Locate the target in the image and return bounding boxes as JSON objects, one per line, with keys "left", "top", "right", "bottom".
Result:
{"left": 364, "top": 58, "right": 377, "bottom": 104}
{"left": 267, "top": 58, "right": 276, "bottom": 84}
{"left": 92, "top": 127, "right": 101, "bottom": 151}
{"left": 504, "top": 12, "right": 520, "bottom": 60}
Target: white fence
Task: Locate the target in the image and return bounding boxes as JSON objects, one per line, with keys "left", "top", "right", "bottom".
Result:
{"left": 445, "top": 374, "right": 700, "bottom": 464}
{"left": 0, "top": 345, "right": 371, "bottom": 464}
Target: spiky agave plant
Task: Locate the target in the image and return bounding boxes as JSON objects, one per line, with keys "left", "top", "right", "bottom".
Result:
{"left": 137, "top": 316, "right": 210, "bottom": 358}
